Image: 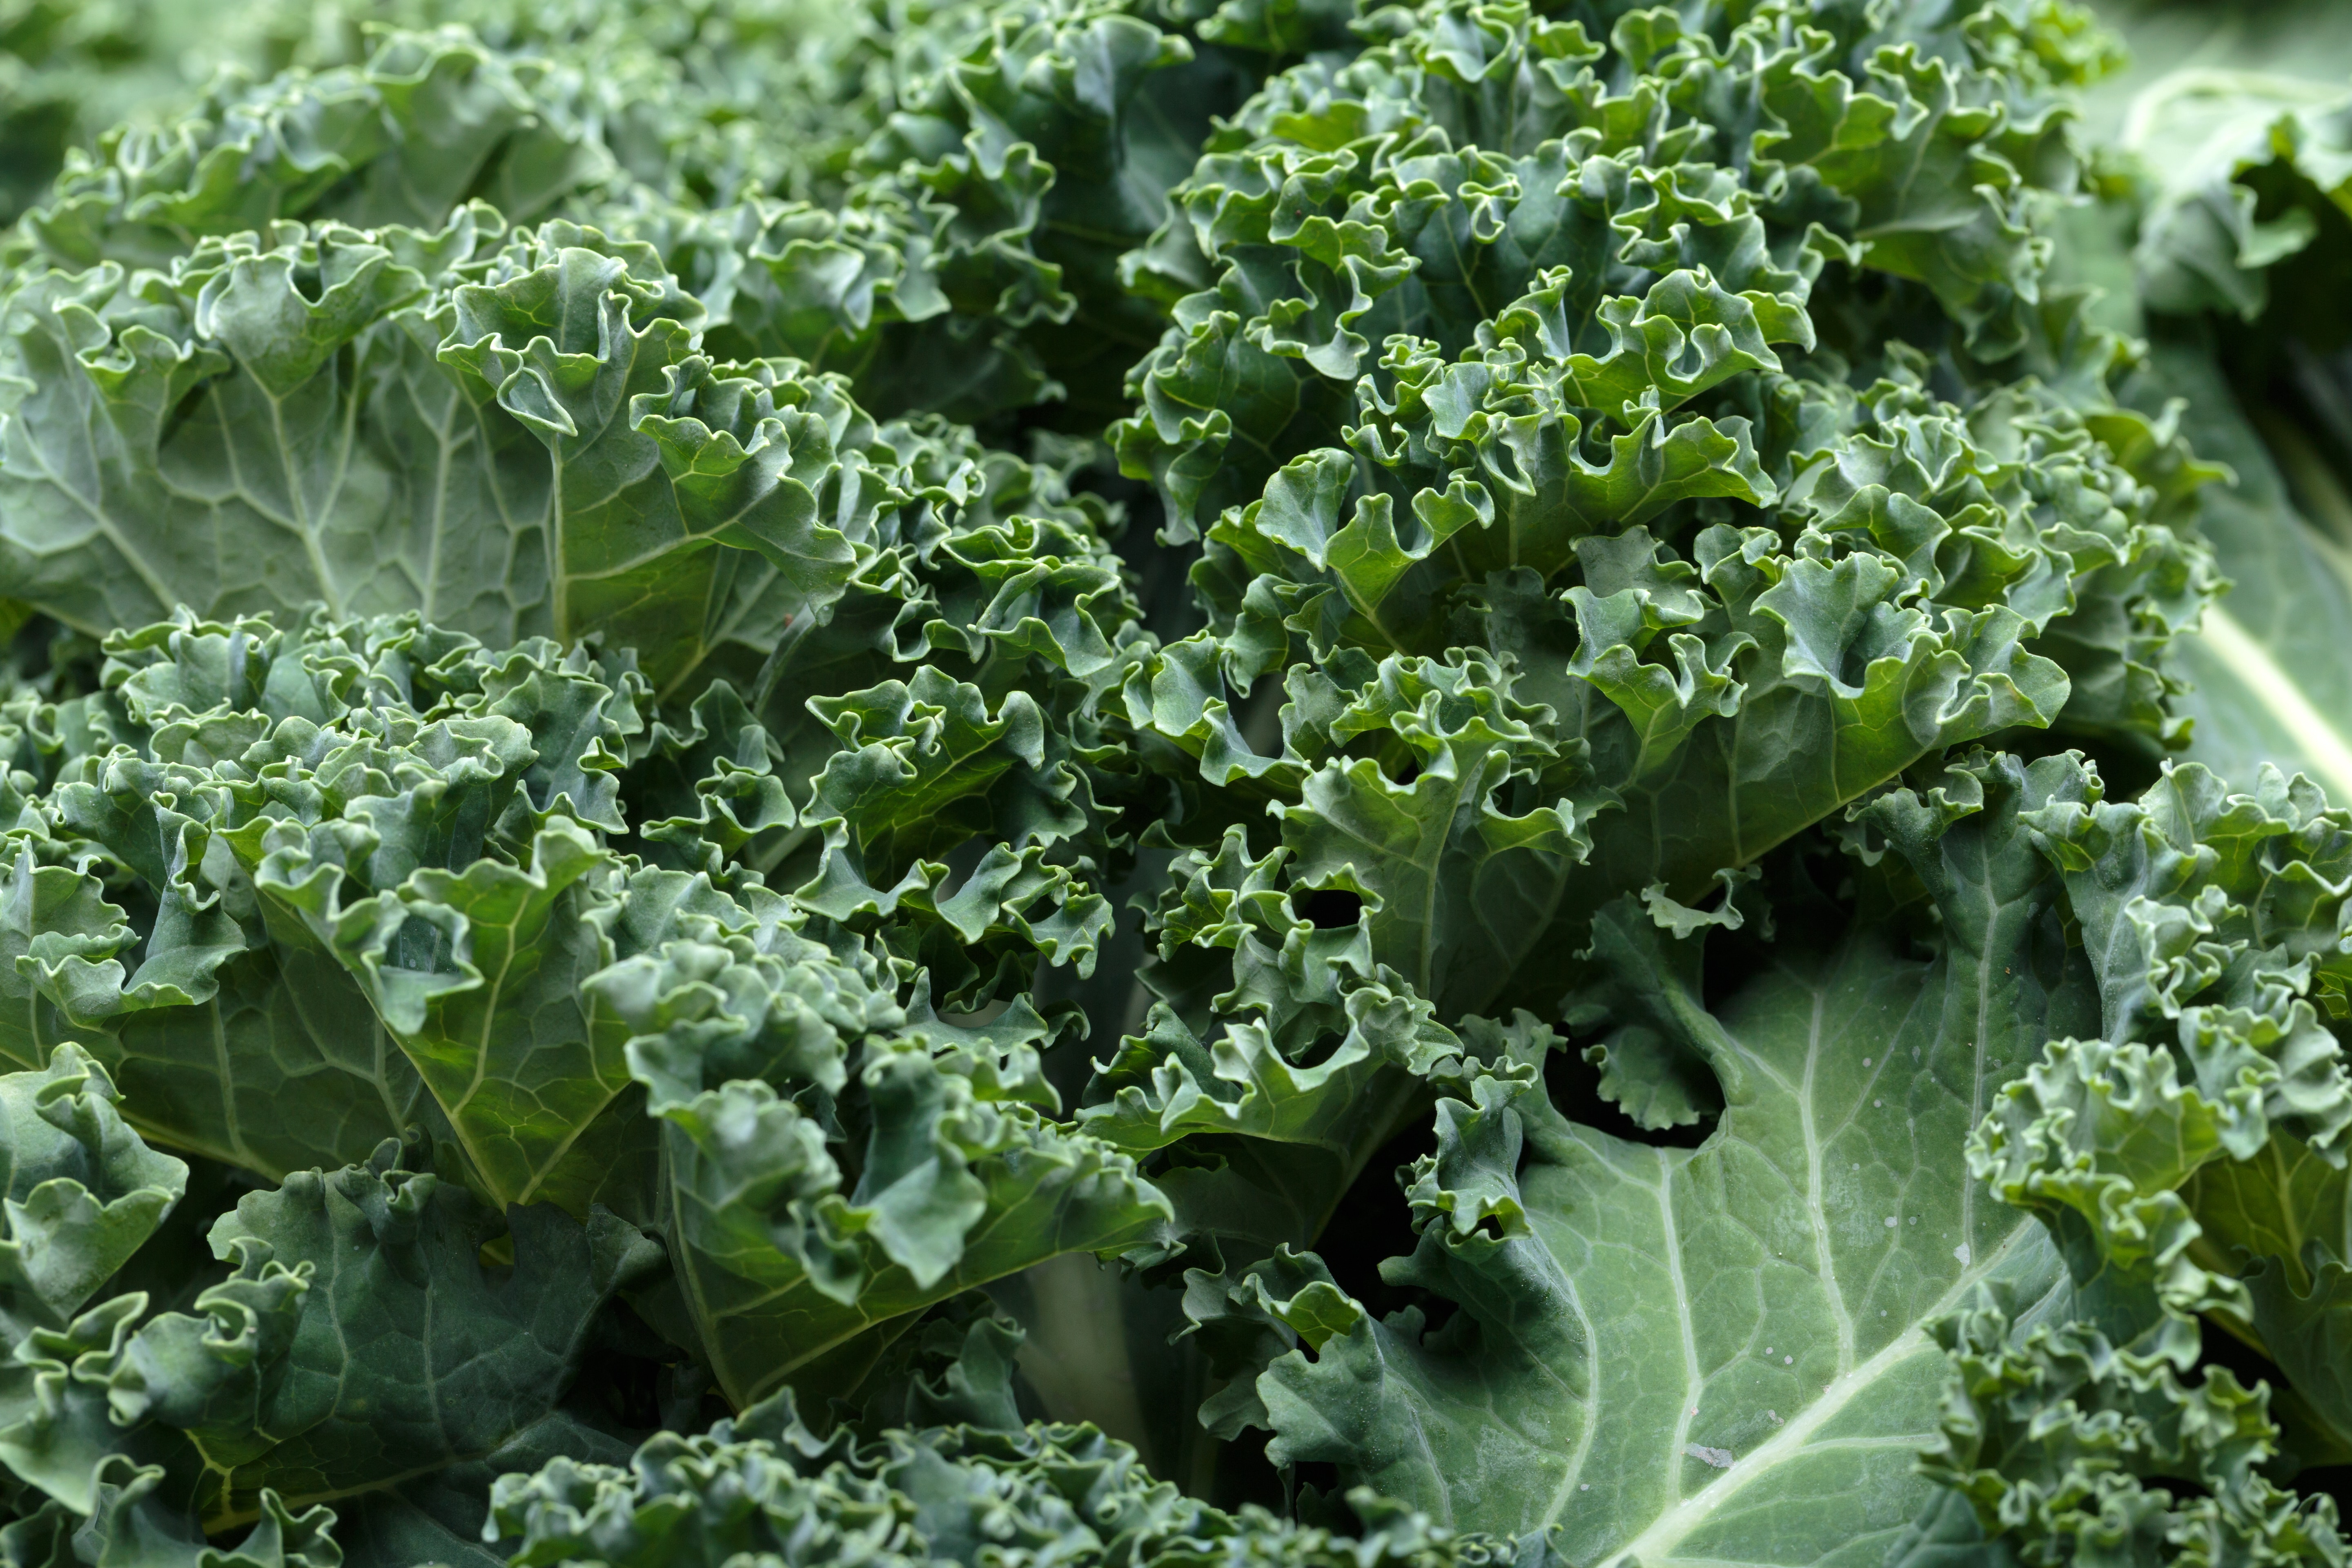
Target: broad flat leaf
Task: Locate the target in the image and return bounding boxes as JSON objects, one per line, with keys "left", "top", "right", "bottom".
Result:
{"left": 1246, "top": 754, "right": 2104, "bottom": 1562}
{"left": 2147, "top": 343, "right": 2352, "bottom": 800}
{"left": 180, "top": 1145, "right": 659, "bottom": 1528}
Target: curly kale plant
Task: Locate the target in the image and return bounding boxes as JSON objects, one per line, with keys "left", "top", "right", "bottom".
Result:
{"left": 0, "top": 1, "right": 2348, "bottom": 1567}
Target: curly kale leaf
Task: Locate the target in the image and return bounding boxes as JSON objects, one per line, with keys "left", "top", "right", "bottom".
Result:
{"left": 0, "top": 1047, "right": 187, "bottom": 1342}
{"left": 1105, "top": 2, "right": 2211, "bottom": 1069}
{"left": 0, "top": 1129, "right": 659, "bottom": 1562}
{"left": 0, "top": 209, "right": 1142, "bottom": 710}
{"left": 1967, "top": 756, "right": 2352, "bottom": 1484}
{"left": 0, "top": 611, "right": 656, "bottom": 1196}
{"left": 486, "top": 1376, "right": 1552, "bottom": 1568}
{"left": 1113, "top": 0, "right": 2093, "bottom": 538}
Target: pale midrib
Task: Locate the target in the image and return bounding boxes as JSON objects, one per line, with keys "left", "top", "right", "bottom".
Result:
{"left": 549, "top": 456, "right": 570, "bottom": 643}
{"left": 671, "top": 1157, "right": 747, "bottom": 1408}
{"left": 2259, "top": 1140, "right": 2313, "bottom": 1266}
{"left": 1792, "top": 982, "right": 1857, "bottom": 1370}
{"left": 1532, "top": 1240, "right": 1603, "bottom": 1530}
{"left": 1962, "top": 870, "right": 1999, "bottom": 1253}
{"left": 1337, "top": 569, "right": 1414, "bottom": 656}
{"left": 512, "top": 1082, "right": 624, "bottom": 1207}
{"left": 27, "top": 417, "right": 181, "bottom": 620}
{"left": 208, "top": 999, "right": 255, "bottom": 1169}
{"left": 369, "top": 1018, "right": 412, "bottom": 1134}
{"left": 419, "top": 1238, "right": 449, "bottom": 1493}
{"left": 256, "top": 392, "right": 343, "bottom": 616}
{"left": 1414, "top": 766, "right": 1468, "bottom": 997}
{"left": 565, "top": 513, "right": 837, "bottom": 584}
{"left": 1633, "top": 693, "right": 1701, "bottom": 783}
{"left": 1599, "top": 1223, "right": 2031, "bottom": 1568}
{"left": 543, "top": 322, "right": 657, "bottom": 647}
{"left": 2196, "top": 604, "right": 2352, "bottom": 801}
{"left": 450, "top": 915, "right": 523, "bottom": 1198}
{"left": 1655, "top": 1147, "right": 1705, "bottom": 1496}
{"left": 202, "top": 1452, "right": 470, "bottom": 1535}
{"left": 417, "top": 397, "right": 467, "bottom": 622}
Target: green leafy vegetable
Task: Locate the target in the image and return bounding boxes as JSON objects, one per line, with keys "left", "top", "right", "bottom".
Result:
{"left": 1, "top": 0, "right": 2350, "bottom": 1566}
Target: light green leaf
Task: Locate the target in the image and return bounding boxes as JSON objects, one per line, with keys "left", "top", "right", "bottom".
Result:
{"left": 1246, "top": 753, "right": 2104, "bottom": 1561}
{"left": 2147, "top": 344, "right": 2352, "bottom": 800}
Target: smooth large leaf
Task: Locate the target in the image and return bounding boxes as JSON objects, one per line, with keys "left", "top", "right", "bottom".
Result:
{"left": 1238, "top": 754, "right": 2103, "bottom": 1561}
{"left": 2145, "top": 344, "right": 2352, "bottom": 798}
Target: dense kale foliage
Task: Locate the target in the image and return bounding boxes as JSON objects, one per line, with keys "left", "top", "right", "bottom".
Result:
{"left": 1, "top": 1, "right": 2350, "bottom": 1565}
